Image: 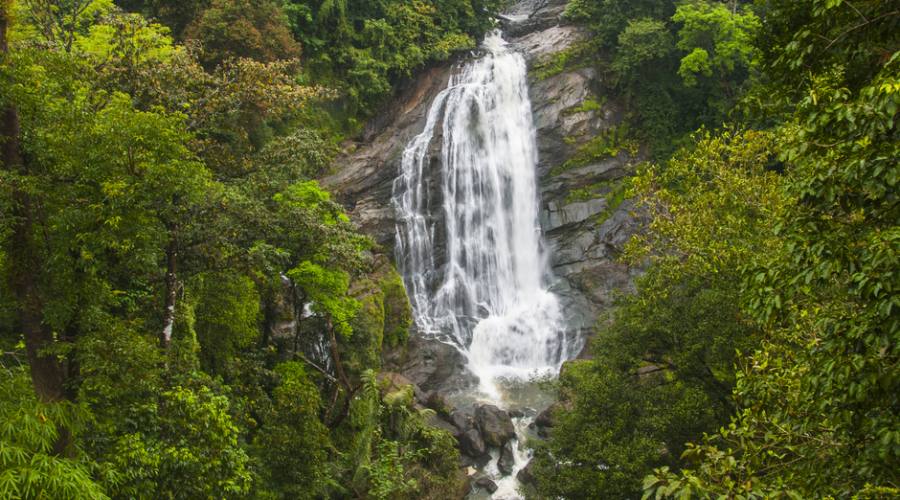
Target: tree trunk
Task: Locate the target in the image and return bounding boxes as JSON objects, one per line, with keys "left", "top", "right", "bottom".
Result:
{"left": 2, "top": 6, "right": 71, "bottom": 457}
{"left": 160, "top": 234, "right": 178, "bottom": 348}
{"left": 2, "top": 3, "right": 67, "bottom": 406}
{"left": 328, "top": 320, "right": 352, "bottom": 392}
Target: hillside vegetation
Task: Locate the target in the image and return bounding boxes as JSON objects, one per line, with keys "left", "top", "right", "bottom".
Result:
{"left": 0, "top": 0, "right": 897, "bottom": 498}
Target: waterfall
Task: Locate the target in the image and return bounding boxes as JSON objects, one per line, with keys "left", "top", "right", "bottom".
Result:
{"left": 393, "top": 31, "right": 569, "bottom": 398}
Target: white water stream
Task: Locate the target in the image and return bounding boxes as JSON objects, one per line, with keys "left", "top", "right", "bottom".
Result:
{"left": 394, "top": 31, "right": 571, "bottom": 395}
{"left": 393, "top": 31, "right": 574, "bottom": 498}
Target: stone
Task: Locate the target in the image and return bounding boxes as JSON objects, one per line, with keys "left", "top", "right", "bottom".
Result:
{"left": 384, "top": 334, "right": 475, "bottom": 393}
{"left": 376, "top": 372, "right": 424, "bottom": 403}
{"left": 450, "top": 408, "right": 475, "bottom": 433}
{"left": 475, "top": 404, "right": 516, "bottom": 448}
{"left": 498, "top": 441, "right": 516, "bottom": 476}
{"left": 460, "top": 452, "right": 492, "bottom": 469}
{"left": 534, "top": 404, "right": 557, "bottom": 429}
{"left": 508, "top": 408, "right": 525, "bottom": 418}
{"left": 474, "top": 476, "right": 499, "bottom": 494}
{"left": 425, "top": 391, "right": 453, "bottom": 418}
{"left": 426, "top": 414, "right": 459, "bottom": 436}
{"left": 517, "top": 460, "right": 536, "bottom": 485}
{"left": 458, "top": 427, "right": 487, "bottom": 458}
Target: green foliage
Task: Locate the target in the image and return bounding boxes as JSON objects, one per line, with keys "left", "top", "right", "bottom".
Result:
{"left": 0, "top": 366, "right": 107, "bottom": 499}
{"left": 252, "top": 362, "right": 331, "bottom": 499}
{"left": 553, "top": 125, "right": 639, "bottom": 175}
{"left": 379, "top": 267, "right": 412, "bottom": 348}
{"left": 153, "top": 386, "right": 252, "bottom": 498}
{"left": 2, "top": 2, "right": 422, "bottom": 499}
{"left": 563, "top": 0, "right": 674, "bottom": 50}
{"left": 672, "top": 0, "right": 760, "bottom": 87}
{"left": 642, "top": 2, "right": 899, "bottom": 497}
{"left": 535, "top": 130, "right": 780, "bottom": 498}
{"left": 612, "top": 18, "right": 673, "bottom": 81}
{"left": 562, "top": 0, "right": 760, "bottom": 157}
{"left": 283, "top": 0, "right": 501, "bottom": 113}
{"left": 289, "top": 260, "right": 359, "bottom": 338}
{"left": 191, "top": 272, "right": 261, "bottom": 374}
{"left": 184, "top": 0, "right": 300, "bottom": 69}
{"left": 564, "top": 96, "right": 606, "bottom": 115}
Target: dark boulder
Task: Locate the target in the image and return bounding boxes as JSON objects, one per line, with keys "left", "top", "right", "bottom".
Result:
{"left": 517, "top": 460, "right": 536, "bottom": 485}
{"left": 459, "top": 452, "right": 492, "bottom": 469}
{"left": 426, "top": 414, "right": 459, "bottom": 436}
{"left": 425, "top": 391, "right": 453, "bottom": 418}
{"left": 475, "top": 404, "right": 516, "bottom": 448}
{"left": 458, "top": 427, "right": 487, "bottom": 458}
{"left": 474, "top": 476, "right": 499, "bottom": 494}
{"left": 498, "top": 441, "right": 516, "bottom": 476}
{"left": 534, "top": 403, "right": 557, "bottom": 429}
{"left": 450, "top": 408, "right": 476, "bottom": 434}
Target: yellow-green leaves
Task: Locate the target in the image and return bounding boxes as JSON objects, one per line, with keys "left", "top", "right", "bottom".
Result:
{"left": 672, "top": 0, "right": 760, "bottom": 87}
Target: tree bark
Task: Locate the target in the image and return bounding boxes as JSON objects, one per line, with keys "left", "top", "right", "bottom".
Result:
{"left": 327, "top": 320, "right": 352, "bottom": 392}
{"left": 2, "top": 2, "right": 67, "bottom": 406}
{"left": 2, "top": 9, "right": 71, "bottom": 463}
{"left": 160, "top": 234, "right": 178, "bottom": 348}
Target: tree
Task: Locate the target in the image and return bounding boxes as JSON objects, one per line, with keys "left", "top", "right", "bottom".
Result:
{"left": 0, "top": 365, "right": 107, "bottom": 499}
{"left": 184, "top": 0, "right": 300, "bottom": 69}
{"left": 672, "top": 0, "right": 760, "bottom": 88}
{"left": 533, "top": 130, "right": 783, "bottom": 498}
{"left": 612, "top": 18, "right": 674, "bottom": 83}
{"left": 645, "top": 1, "right": 899, "bottom": 496}
{"left": 252, "top": 362, "right": 331, "bottom": 499}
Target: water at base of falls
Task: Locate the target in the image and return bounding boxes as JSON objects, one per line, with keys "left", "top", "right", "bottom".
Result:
{"left": 393, "top": 30, "right": 573, "bottom": 497}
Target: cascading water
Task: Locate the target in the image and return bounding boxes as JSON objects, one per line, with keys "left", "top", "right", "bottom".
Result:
{"left": 393, "top": 31, "right": 571, "bottom": 399}
{"left": 393, "top": 29, "right": 573, "bottom": 499}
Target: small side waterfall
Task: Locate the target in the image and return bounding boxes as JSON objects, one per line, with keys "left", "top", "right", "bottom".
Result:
{"left": 393, "top": 31, "right": 571, "bottom": 398}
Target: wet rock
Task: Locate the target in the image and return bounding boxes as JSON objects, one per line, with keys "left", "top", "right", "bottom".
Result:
{"left": 514, "top": 25, "right": 590, "bottom": 65}
{"left": 384, "top": 335, "right": 475, "bottom": 393}
{"left": 459, "top": 428, "right": 487, "bottom": 458}
{"left": 450, "top": 408, "right": 475, "bottom": 433}
{"left": 475, "top": 404, "right": 516, "bottom": 448}
{"left": 460, "top": 452, "right": 492, "bottom": 469}
{"left": 474, "top": 476, "right": 499, "bottom": 494}
{"left": 508, "top": 408, "right": 525, "bottom": 418}
{"left": 456, "top": 469, "right": 474, "bottom": 499}
{"left": 544, "top": 198, "right": 608, "bottom": 230}
{"left": 498, "top": 441, "right": 516, "bottom": 476}
{"left": 517, "top": 460, "right": 536, "bottom": 485}
{"left": 425, "top": 391, "right": 453, "bottom": 418}
{"left": 376, "top": 372, "right": 424, "bottom": 403}
{"left": 500, "top": 0, "right": 569, "bottom": 38}
{"left": 533, "top": 403, "right": 562, "bottom": 438}
{"left": 534, "top": 403, "right": 557, "bottom": 428}
{"left": 426, "top": 414, "right": 459, "bottom": 436}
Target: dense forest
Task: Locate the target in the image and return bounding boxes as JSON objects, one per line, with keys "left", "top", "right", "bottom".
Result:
{"left": 0, "top": 0, "right": 897, "bottom": 498}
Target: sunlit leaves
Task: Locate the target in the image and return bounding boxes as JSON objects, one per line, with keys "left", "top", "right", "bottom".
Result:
{"left": 0, "top": 367, "right": 107, "bottom": 499}
{"left": 672, "top": 0, "right": 761, "bottom": 87}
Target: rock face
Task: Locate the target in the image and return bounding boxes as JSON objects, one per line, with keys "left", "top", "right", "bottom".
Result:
{"left": 498, "top": 441, "right": 516, "bottom": 476}
{"left": 323, "top": 0, "right": 643, "bottom": 389}
{"left": 516, "top": 460, "right": 536, "bottom": 485}
{"left": 459, "top": 427, "right": 488, "bottom": 458}
{"left": 475, "top": 476, "right": 499, "bottom": 494}
{"left": 475, "top": 405, "right": 516, "bottom": 448}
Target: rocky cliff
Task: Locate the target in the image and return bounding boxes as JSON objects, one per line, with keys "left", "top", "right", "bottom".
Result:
{"left": 322, "top": 0, "right": 642, "bottom": 371}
